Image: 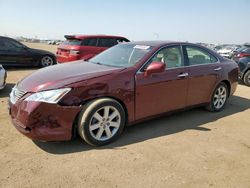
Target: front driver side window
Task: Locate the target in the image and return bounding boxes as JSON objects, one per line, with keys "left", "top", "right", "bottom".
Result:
{"left": 150, "top": 46, "right": 183, "bottom": 69}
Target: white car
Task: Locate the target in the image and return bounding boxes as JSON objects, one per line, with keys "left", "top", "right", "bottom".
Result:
{"left": 0, "top": 64, "right": 7, "bottom": 90}
{"left": 217, "top": 46, "right": 239, "bottom": 58}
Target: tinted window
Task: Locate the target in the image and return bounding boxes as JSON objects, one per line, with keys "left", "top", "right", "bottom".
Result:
{"left": 97, "top": 38, "right": 117, "bottom": 47}
{"left": 0, "top": 39, "right": 24, "bottom": 51}
{"left": 63, "top": 39, "right": 82, "bottom": 46}
{"left": 186, "top": 46, "right": 217, "bottom": 65}
{"left": 149, "top": 46, "right": 183, "bottom": 69}
{"left": 117, "top": 38, "right": 129, "bottom": 43}
{"left": 81, "top": 38, "right": 97, "bottom": 46}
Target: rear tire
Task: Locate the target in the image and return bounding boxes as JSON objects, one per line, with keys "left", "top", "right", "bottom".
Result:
{"left": 206, "top": 82, "right": 228, "bottom": 112}
{"left": 78, "top": 98, "right": 126, "bottom": 146}
{"left": 243, "top": 70, "right": 250, "bottom": 86}
{"left": 40, "top": 55, "right": 55, "bottom": 67}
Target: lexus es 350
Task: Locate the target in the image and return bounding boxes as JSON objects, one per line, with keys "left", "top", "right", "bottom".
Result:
{"left": 9, "top": 41, "right": 238, "bottom": 146}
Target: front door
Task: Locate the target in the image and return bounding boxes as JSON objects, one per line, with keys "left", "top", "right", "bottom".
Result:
{"left": 135, "top": 45, "right": 188, "bottom": 120}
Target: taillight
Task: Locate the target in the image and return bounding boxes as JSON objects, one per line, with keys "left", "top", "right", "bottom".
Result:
{"left": 237, "top": 53, "right": 250, "bottom": 58}
{"left": 70, "top": 50, "right": 80, "bottom": 55}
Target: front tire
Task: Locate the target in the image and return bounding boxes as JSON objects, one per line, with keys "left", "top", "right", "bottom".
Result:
{"left": 40, "top": 55, "right": 55, "bottom": 67}
{"left": 243, "top": 70, "right": 250, "bottom": 86}
{"left": 78, "top": 98, "right": 126, "bottom": 146}
{"left": 206, "top": 82, "right": 228, "bottom": 112}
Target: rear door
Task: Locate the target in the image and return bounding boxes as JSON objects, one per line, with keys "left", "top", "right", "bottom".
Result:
{"left": 183, "top": 45, "right": 222, "bottom": 106}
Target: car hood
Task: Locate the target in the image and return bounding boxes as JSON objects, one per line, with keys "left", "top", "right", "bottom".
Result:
{"left": 17, "top": 61, "right": 125, "bottom": 92}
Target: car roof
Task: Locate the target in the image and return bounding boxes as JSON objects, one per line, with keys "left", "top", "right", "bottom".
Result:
{"left": 125, "top": 41, "right": 223, "bottom": 59}
{"left": 126, "top": 41, "right": 196, "bottom": 48}
{"left": 64, "top": 35, "right": 128, "bottom": 40}
{"left": 0, "top": 36, "right": 15, "bottom": 40}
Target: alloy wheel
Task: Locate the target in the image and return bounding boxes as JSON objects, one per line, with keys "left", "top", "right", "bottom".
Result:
{"left": 213, "top": 86, "right": 227, "bottom": 110}
{"left": 41, "top": 56, "right": 54, "bottom": 67}
{"left": 89, "top": 106, "right": 121, "bottom": 141}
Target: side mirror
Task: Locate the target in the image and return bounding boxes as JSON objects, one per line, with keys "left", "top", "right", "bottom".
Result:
{"left": 144, "top": 61, "right": 166, "bottom": 77}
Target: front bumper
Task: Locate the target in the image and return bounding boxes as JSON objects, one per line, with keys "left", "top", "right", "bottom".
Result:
{"left": 9, "top": 99, "right": 81, "bottom": 141}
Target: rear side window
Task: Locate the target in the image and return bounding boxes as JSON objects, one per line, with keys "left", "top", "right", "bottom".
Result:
{"left": 186, "top": 46, "right": 217, "bottom": 66}
{"left": 62, "top": 39, "right": 82, "bottom": 46}
{"left": 97, "top": 38, "right": 117, "bottom": 47}
{"left": 81, "top": 38, "right": 98, "bottom": 46}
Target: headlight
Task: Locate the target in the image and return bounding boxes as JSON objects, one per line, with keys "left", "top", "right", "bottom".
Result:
{"left": 25, "top": 88, "right": 71, "bottom": 104}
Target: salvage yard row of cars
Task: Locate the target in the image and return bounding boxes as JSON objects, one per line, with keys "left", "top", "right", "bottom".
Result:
{"left": 0, "top": 34, "right": 248, "bottom": 146}
{"left": 214, "top": 44, "right": 250, "bottom": 86}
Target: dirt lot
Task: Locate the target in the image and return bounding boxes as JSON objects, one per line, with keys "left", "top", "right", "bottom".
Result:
{"left": 0, "top": 43, "right": 250, "bottom": 188}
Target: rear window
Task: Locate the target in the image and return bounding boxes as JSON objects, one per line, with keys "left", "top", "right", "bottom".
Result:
{"left": 62, "top": 39, "right": 82, "bottom": 46}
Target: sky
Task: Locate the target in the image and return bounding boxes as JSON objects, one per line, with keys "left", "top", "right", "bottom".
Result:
{"left": 0, "top": 0, "right": 250, "bottom": 44}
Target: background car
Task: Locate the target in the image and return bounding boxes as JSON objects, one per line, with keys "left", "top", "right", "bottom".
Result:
{"left": 213, "top": 45, "right": 225, "bottom": 52}
{"left": 217, "top": 45, "right": 240, "bottom": 58}
{"left": 236, "top": 57, "right": 250, "bottom": 86}
{"left": 0, "top": 36, "right": 56, "bottom": 67}
{"left": 0, "top": 64, "right": 7, "bottom": 90}
{"left": 9, "top": 41, "right": 238, "bottom": 146}
{"left": 56, "top": 35, "right": 130, "bottom": 63}
{"left": 232, "top": 47, "right": 250, "bottom": 61}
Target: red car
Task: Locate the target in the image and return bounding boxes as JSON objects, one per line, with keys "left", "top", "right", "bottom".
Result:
{"left": 9, "top": 41, "right": 238, "bottom": 146}
{"left": 56, "top": 35, "right": 129, "bottom": 63}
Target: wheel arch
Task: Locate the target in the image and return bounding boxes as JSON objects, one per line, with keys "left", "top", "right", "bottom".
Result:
{"left": 242, "top": 67, "right": 250, "bottom": 78}
{"left": 71, "top": 96, "right": 129, "bottom": 139}
{"left": 220, "top": 80, "right": 231, "bottom": 97}
{"left": 39, "top": 54, "right": 56, "bottom": 66}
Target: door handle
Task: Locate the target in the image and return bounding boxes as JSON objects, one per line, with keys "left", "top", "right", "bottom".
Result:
{"left": 214, "top": 67, "right": 222, "bottom": 71}
{"left": 178, "top": 72, "right": 189, "bottom": 78}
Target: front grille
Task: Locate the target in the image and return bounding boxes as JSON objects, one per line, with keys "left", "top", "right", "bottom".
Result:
{"left": 10, "top": 86, "right": 26, "bottom": 104}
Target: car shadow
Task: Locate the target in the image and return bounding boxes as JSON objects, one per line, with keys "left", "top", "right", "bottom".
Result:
{"left": 34, "top": 95, "right": 250, "bottom": 155}
{"left": 0, "top": 83, "right": 15, "bottom": 98}
{"left": 4, "top": 67, "right": 39, "bottom": 71}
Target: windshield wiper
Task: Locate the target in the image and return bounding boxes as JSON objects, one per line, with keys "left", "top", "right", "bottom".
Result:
{"left": 88, "top": 61, "right": 102, "bottom": 65}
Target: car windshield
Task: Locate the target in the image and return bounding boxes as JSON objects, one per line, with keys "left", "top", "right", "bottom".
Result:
{"left": 89, "top": 43, "right": 152, "bottom": 67}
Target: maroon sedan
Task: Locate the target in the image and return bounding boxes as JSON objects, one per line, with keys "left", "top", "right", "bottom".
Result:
{"left": 9, "top": 41, "right": 238, "bottom": 146}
